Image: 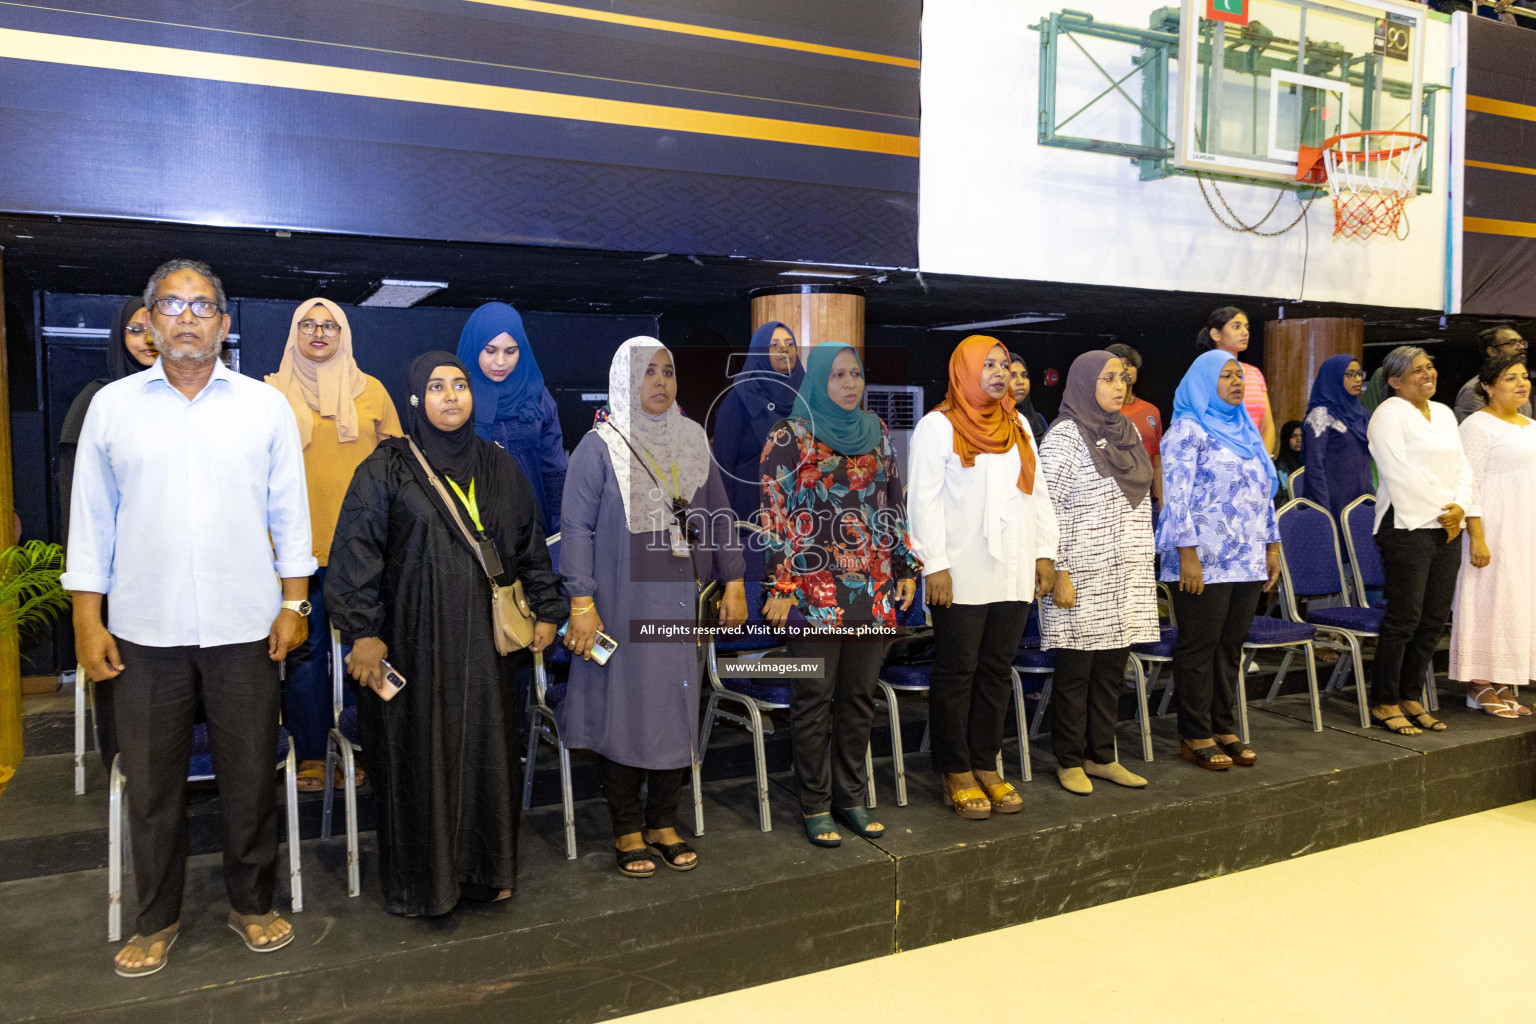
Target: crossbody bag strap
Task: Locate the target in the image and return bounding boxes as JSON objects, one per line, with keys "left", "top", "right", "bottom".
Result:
{"left": 406, "top": 437, "right": 496, "bottom": 582}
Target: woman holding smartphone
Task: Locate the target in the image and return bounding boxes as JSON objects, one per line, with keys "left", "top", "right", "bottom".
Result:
{"left": 559, "top": 337, "right": 747, "bottom": 878}
{"left": 326, "top": 351, "right": 565, "bottom": 917}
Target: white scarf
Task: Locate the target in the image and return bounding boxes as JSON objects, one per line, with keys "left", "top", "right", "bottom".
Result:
{"left": 595, "top": 337, "right": 712, "bottom": 535}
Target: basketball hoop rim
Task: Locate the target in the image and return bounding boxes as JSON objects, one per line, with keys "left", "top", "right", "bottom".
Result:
{"left": 1318, "top": 130, "right": 1428, "bottom": 163}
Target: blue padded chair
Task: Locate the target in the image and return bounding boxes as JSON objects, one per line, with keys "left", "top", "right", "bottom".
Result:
{"left": 108, "top": 725, "right": 302, "bottom": 941}
{"left": 1287, "top": 465, "right": 1305, "bottom": 502}
{"left": 520, "top": 533, "right": 582, "bottom": 860}
{"left": 1340, "top": 494, "right": 1440, "bottom": 712}
{"left": 700, "top": 521, "right": 874, "bottom": 831}
{"left": 1273, "top": 498, "right": 1380, "bottom": 728}
{"left": 873, "top": 575, "right": 930, "bottom": 806}
{"left": 321, "top": 627, "right": 365, "bottom": 895}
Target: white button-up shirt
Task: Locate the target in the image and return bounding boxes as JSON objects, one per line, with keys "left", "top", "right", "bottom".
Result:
{"left": 1367, "top": 396, "right": 1478, "bottom": 532}
{"left": 906, "top": 411, "right": 1059, "bottom": 605}
{"left": 61, "top": 358, "right": 318, "bottom": 648}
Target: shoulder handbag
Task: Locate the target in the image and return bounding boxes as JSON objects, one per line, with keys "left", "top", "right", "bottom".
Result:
{"left": 406, "top": 437, "right": 537, "bottom": 655}
{"left": 599, "top": 423, "right": 722, "bottom": 644}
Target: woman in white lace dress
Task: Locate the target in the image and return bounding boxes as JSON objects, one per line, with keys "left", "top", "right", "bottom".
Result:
{"left": 1451, "top": 353, "right": 1536, "bottom": 718}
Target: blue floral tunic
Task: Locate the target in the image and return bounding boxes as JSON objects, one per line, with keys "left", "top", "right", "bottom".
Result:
{"left": 1156, "top": 418, "right": 1280, "bottom": 585}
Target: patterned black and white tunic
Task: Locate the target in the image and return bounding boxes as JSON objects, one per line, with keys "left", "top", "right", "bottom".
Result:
{"left": 1037, "top": 423, "right": 1160, "bottom": 651}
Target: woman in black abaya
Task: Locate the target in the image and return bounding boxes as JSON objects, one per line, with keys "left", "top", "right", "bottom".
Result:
{"left": 326, "top": 351, "right": 565, "bottom": 916}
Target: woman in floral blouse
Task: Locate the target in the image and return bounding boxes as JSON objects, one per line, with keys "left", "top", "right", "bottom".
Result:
{"left": 1157, "top": 350, "right": 1281, "bottom": 771}
{"left": 760, "top": 342, "right": 920, "bottom": 847}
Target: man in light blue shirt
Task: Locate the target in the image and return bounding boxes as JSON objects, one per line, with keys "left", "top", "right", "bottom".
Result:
{"left": 63, "top": 259, "right": 318, "bottom": 978}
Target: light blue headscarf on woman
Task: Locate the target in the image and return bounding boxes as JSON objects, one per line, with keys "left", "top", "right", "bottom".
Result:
{"left": 790, "top": 342, "right": 883, "bottom": 457}
{"left": 1173, "top": 349, "right": 1279, "bottom": 497}
{"left": 455, "top": 301, "right": 546, "bottom": 427}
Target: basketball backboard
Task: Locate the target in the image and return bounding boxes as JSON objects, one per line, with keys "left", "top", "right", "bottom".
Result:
{"left": 1175, "top": 0, "right": 1427, "bottom": 183}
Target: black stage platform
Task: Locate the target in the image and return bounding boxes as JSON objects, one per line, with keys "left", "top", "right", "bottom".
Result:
{"left": 5, "top": 680, "right": 1536, "bottom": 1024}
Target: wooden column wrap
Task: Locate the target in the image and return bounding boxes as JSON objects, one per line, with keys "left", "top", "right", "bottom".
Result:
{"left": 1263, "top": 317, "right": 1364, "bottom": 428}
{"left": 750, "top": 285, "right": 865, "bottom": 363}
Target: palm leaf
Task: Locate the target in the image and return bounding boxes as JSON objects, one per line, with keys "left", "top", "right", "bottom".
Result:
{"left": 0, "top": 540, "right": 71, "bottom": 638}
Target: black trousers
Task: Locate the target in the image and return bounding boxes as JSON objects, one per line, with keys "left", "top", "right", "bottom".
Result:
{"left": 1372, "top": 511, "right": 1461, "bottom": 705}
{"left": 786, "top": 638, "right": 888, "bottom": 815}
{"left": 927, "top": 601, "right": 1029, "bottom": 775}
{"left": 595, "top": 756, "right": 687, "bottom": 839}
{"left": 1170, "top": 581, "right": 1264, "bottom": 740}
{"left": 1050, "top": 646, "right": 1130, "bottom": 768}
{"left": 113, "top": 638, "right": 280, "bottom": 936}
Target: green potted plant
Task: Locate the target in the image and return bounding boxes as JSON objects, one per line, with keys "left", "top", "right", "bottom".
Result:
{"left": 0, "top": 540, "right": 70, "bottom": 790}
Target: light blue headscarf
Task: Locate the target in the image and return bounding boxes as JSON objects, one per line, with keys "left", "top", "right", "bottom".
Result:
{"left": 1173, "top": 349, "right": 1279, "bottom": 497}
{"left": 455, "top": 301, "right": 545, "bottom": 427}
{"left": 790, "top": 342, "right": 883, "bottom": 457}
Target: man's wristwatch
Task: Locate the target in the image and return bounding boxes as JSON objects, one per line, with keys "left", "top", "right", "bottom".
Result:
{"left": 281, "top": 600, "right": 313, "bottom": 617}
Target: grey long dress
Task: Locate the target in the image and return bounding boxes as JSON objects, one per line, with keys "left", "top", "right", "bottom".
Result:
{"left": 555, "top": 432, "right": 745, "bottom": 769}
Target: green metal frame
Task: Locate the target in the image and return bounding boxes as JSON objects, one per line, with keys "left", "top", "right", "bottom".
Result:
{"left": 1032, "top": 7, "right": 1442, "bottom": 192}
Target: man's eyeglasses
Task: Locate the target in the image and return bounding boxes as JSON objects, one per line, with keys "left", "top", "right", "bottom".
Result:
{"left": 152, "top": 298, "right": 221, "bottom": 318}
{"left": 1343, "top": 370, "right": 1366, "bottom": 381}
{"left": 298, "top": 320, "right": 342, "bottom": 338}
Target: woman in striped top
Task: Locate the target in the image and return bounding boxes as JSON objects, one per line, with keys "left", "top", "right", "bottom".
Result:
{"left": 1199, "top": 307, "right": 1276, "bottom": 456}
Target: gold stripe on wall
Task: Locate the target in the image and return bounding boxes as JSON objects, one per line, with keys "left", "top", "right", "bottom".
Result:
{"left": 0, "top": 28, "right": 919, "bottom": 157}
{"left": 1465, "top": 216, "right": 1536, "bottom": 239}
{"left": 1466, "top": 159, "right": 1536, "bottom": 177}
{"left": 1468, "top": 95, "right": 1536, "bottom": 122}
{"left": 465, "top": 0, "right": 921, "bottom": 69}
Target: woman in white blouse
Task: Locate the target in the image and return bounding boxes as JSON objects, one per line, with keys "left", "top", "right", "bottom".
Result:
{"left": 1451, "top": 353, "right": 1536, "bottom": 717}
{"left": 907, "top": 335, "right": 1058, "bottom": 820}
{"left": 1367, "top": 346, "right": 1475, "bottom": 735}
{"left": 1038, "top": 352, "right": 1160, "bottom": 794}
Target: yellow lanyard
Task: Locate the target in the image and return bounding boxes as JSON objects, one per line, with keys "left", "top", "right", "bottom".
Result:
{"left": 642, "top": 448, "right": 681, "bottom": 503}
{"left": 445, "top": 477, "right": 483, "bottom": 532}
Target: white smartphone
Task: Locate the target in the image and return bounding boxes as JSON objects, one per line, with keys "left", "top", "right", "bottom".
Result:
{"left": 375, "top": 658, "right": 408, "bottom": 701}
{"left": 557, "top": 621, "right": 618, "bottom": 666}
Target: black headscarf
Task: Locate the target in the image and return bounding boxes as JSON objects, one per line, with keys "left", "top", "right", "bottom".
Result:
{"left": 61, "top": 296, "right": 148, "bottom": 446}
{"left": 1008, "top": 350, "right": 1048, "bottom": 443}
{"left": 1051, "top": 350, "right": 1154, "bottom": 509}
{"left": 405, "top": 351, "right": 483, "bottom": 486}
{"left": 1276, "top": 419, "right": 1304, "bottom": 475}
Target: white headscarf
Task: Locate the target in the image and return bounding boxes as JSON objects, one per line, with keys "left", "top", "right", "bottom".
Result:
{"left": 595, "top": 337, "right": 712, "bottom": 535}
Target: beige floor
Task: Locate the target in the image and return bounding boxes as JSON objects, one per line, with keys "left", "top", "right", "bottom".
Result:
{"left": 617, "top": 801, "right": 1536, "bottom": 1024}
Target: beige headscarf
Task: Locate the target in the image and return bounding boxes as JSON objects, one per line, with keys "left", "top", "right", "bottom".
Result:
{"left": 266, "top": 298, "right": 367, "bottom": 448}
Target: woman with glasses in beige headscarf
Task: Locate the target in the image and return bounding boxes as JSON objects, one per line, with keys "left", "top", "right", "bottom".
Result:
{"left": 266, "top": 299, "right": 402, "bottom": 790}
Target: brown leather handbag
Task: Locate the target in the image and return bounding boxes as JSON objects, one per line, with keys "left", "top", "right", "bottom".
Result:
{"left": 407, "top": 438, "right": 536, "bottom": 654}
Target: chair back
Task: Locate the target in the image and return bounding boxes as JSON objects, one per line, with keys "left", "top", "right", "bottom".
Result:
{"left": 1275, "top": 498, "right": 1347, "bottom": 620}
{"left": 532, "top": 532, "right": 563, "bottom": 710}
{"left": 1287, "top": 465, "right": 1305, "bottom": 502}
{"left": 545, "top": 531, "right": 561, "bottom": 578}
{"left": 1341, "top": 494, "right": 1385, "bottom": 605}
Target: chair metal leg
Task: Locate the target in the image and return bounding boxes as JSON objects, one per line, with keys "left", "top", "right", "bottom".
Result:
{"left": 521, "top": 714, "right": 540, "bottom": 811}
{"left": 1302, "top": 643, "right": 1322, "bottom": 732}
{"left": 558, "top": 742, "right": 577, "bottom": 861}
{"left": 321, "top": 740, "right": 337, "bottom": 842}
{"left": 1265, "top": 650, "right": 1295, "bottom": 703}
{"left": 1130, "top": 658, "right": 1154, "bottom": 762}
{"left": 1010, "top": 669, "right": 1032, "bottom": 783}
{"left": 1347, "top": 635, "right": 1370, "bottom": 728}
{"left": 864, "top": 743, "right": 876, "bottom": 809}
{"left": 691, "top": 758, "right": 705, "bottom": 837}
{"left": 339, "top": 739, "right": 360, "bottom": 898}
{"left": 108, "top": 755, "right": 124, "bottom": 942}
{"left": 877, "top": 681, "right": 908, "bottom": 806}
{"left": 75, "top": 669, "right": 88, "bottom": 796}
{"left": 1425, "top": 664, "right": 1439, "bottom": 711}
{"left": 1156, "top": 667, "right": 1176, "bottom": 716}
{"left": 1028, "top": 675, "right": 1051, "bottom": 738}
{"left": 744, "top": 701, "right": 772, "bottom": 832}
{"left": 285, "top": 747, "right": 303, "bottom": 913}
{"left": 1236, "top": 654, "right": 1251, "bottom": 746}
{"left": 918, "top": 722, "right": 930, "bottom": 754}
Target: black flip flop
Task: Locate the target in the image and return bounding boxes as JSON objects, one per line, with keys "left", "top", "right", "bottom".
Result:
{"left": 644, "top": 838, "right": 699, "bottom": 872}
{"left": 614, "top": 846, "right": 656, "bottom": 878}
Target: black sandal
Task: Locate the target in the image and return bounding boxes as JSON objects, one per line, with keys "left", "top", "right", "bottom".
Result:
{"left": 614, "top": 847, "right": 656, "bottom": 878}
{"left": 1179, "top": 739, "right": 1232, "bottom": 771}
{"left": 1217, "top": 739, "right": 1257, "bottom": 766}
{"left": 1370, "top": 708, "right": 1420, "bottom": 735}
{"left": 643, "top": 837, "right": 698, "bottom": 872}
{"left": 1408, "top": 712, "right": 1447, "bottom": 732}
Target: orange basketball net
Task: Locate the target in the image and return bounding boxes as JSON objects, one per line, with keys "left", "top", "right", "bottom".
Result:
{"left": 1296, "top": 131, "right": 1427, "bottom": 240}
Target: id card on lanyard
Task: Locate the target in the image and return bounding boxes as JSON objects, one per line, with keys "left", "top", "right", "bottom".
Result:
{"left": 641, "top": 448, "right": 691, "bottom": 558}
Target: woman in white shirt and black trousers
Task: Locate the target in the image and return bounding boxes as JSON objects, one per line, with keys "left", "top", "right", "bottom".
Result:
{"left": 908, "top": 335, "right": 1058, "bottom": 821}
{"left": 1367, "top": 345, "right": 1476, "bottom": 735}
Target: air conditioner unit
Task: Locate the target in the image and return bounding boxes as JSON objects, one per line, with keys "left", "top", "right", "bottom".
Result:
{"left": 863, "top": 384, "right": 924, "bottom": 480}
